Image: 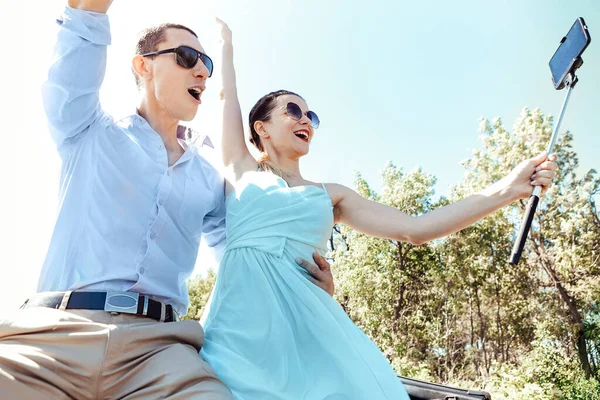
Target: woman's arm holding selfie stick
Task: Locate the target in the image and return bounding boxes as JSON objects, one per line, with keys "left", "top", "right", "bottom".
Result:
{"left": 332, "top": 152, "right": 557, "bottom": 246}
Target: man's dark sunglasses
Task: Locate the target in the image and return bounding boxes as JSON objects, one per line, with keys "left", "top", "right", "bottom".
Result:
{"left": 141, "top": 46, "right": 213, "bottom": 77}
{"left": 285, "top": 102, "right": 320, "bottom": 129}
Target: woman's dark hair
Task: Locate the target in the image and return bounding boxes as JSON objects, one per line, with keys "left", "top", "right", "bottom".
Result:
{"left": 248, "top": 90, "right": 302, "bottom": 152}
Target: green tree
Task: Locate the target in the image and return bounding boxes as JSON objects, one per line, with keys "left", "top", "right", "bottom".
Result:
{"left": 332, "top": 107, "right": 600, "bottom": 395}
{"left": 470, "top": 109, "right": 600, "bottom": 379}
{"left": 182, "top": 270, "right": 217, "bottom": 321}
{"left": 333, "top": 165, "right": 445, "bottom": 379}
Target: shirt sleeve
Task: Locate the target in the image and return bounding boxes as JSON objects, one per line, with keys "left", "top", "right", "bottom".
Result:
{"left": 202, "top": 177, "right": 227, "bottom": 262}
{"left": 42, "top": 6, "right": 111, "bottom": 149}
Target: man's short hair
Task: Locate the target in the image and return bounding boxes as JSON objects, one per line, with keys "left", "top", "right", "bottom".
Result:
{"left": 133, "top": 23, "right": 198, "bottom": 89}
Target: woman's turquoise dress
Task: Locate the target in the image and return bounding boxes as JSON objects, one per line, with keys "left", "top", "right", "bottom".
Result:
{"left": 200, "top": 171, "right": 409, "bottom": 399}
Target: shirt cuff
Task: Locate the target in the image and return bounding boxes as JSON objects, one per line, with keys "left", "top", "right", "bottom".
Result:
{"left": 56, "top": 6, "right": 111, "bottom": 46}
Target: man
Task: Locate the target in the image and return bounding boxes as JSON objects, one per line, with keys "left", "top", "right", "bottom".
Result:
{"left": 0, "top": 1, "right": 334, "bottom": 398}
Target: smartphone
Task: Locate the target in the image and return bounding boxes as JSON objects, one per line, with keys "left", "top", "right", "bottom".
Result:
{"left": 549, "top": 17, "right": 591, "bottom": 90}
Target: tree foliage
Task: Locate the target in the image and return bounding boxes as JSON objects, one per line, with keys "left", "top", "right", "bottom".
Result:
{"left": 182, "top": 270, "right": 216, "bottom": 321}
{"left": 332, "top": 108, "right": 600, "bottom": 397}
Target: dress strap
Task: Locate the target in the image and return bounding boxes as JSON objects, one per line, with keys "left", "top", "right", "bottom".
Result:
{"left": 321, "top": 182, "right": 329, "bottom": 195}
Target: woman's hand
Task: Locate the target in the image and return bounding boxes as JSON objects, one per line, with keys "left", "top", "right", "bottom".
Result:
{"left": 216, "top": 18, "right": 232, "bottom": 45}
{"left": 505, "top": 151, "right": 558, "bottom": 199}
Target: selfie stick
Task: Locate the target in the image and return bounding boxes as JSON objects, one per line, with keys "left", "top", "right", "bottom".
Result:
{"left": 509, "top": 62, "right": 581, "bottom": 266}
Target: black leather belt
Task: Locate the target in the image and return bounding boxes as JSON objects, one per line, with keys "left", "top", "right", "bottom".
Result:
{"left": 22, "top": 291, "right": 179, "bottom": 322}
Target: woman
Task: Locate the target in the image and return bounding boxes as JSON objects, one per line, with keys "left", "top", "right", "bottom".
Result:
{"left": 200, "top": 21, "right": 558, "bottom": 399}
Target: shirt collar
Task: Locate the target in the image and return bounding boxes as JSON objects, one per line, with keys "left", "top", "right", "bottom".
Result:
{"left": 129, "top": 110, "right": 214, "bottom": 149}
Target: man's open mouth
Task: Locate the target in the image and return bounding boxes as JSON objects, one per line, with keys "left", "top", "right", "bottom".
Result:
{"left": 188, "top": 87, "right": 202, "bottom": 101}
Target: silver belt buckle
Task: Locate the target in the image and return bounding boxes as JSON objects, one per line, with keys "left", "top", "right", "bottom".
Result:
{"left": 104, "top": 291, "right": 139, "bottom": 314}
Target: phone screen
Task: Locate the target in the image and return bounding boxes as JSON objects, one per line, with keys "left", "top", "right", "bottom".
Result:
{"left": 549, "top": 19, "right": 590, "bottom": 88}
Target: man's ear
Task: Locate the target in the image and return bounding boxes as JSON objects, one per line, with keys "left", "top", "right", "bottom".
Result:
{"left": 132, "top": 55, "right": 152, "bottom": 86}
{"left": 254, "top": 121, "right": 270, "bottom": 139}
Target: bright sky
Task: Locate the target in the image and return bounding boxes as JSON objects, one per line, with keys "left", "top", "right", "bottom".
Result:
{"left": 1, "top": 0, "right": 598, "bottom": 312}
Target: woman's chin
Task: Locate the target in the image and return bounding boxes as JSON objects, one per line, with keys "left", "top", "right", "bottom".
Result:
{"left": 294, "top": 144, "right": 310, "bottom": 157}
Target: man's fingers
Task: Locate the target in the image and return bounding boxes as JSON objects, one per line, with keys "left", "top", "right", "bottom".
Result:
{"left": 296, "top": 258, "right": 321, "bottom": 278}
{"left": 298, "top": 256, "right": 335, "bottom": 297}
{"left": 312, "top": 252, "right": 331, "bottom": 272}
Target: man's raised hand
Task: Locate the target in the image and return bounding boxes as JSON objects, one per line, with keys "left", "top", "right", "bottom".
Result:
{"left": 68, "top": 0, "right": 113, "bottom": 13}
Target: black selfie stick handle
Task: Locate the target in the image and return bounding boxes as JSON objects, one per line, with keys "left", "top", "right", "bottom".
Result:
{"left": 509, "top": 70, "right": 577, "bottom": 265}
{"left": 509, "top": 195, "right": 540, "bottom": 265}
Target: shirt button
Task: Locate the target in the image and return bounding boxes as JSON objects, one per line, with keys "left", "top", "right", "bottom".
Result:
{"left": 150, "top": 232, "right": 156, "bottom": 240}
{"left": 158, "top": 144, "right": 164, "bottom": 150}
{"left": 158, "top": 199, "right": 163, "bottom": 206}
{"left": 139, "top": 267, "right": 146, "bottom": 274}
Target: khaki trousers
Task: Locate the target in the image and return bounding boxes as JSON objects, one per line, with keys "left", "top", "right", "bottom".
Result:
{"left": 0, "top": 307, "right": 233, "bottom": 399}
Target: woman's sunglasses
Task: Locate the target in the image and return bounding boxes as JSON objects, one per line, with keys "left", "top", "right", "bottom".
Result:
{"left": 141, "top": 46, "right": 214, "bottom": 77}
{"left": 285, "top": 102, "right": 320, "bottom": 129}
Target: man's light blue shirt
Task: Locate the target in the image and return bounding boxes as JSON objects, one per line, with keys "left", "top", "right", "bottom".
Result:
{"left": 38, "top": 7, "right": 225, "bottom": 315}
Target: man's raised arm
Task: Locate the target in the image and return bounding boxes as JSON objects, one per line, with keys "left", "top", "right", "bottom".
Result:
{"left": 42, "top": 1, "right": 113, "bottom": 149}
